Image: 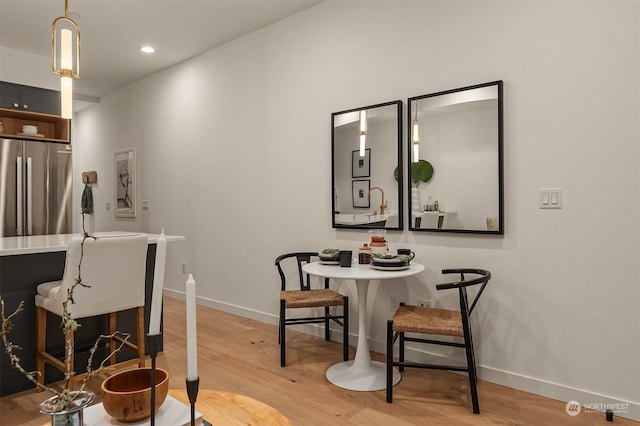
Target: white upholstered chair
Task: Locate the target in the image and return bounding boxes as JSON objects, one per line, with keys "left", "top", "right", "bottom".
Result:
{"left": 35, "top": 233, "right": 148, "bottom": 389}
{"left": 441, "top": 210, "right": 458, "bottom": 229}
{"left": 385, "top": 213, "right": 399, "bottom": 228}
{"left": 419, "top": 211, "right": 440, "bottom": 229}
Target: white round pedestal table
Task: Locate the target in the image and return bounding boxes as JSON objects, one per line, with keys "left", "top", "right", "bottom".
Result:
{"left": 302, "top": 261, "right": 424, "bottom": 391}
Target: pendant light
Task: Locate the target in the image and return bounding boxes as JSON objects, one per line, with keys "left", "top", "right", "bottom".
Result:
{"left": 412, "top": 101, "right": 420, "bottom": 162}
{"left": 359, "top": 110, "right": 367, "bottom": 156}
{"left": 52, "top": 0, "right": 80, "bottom": 119}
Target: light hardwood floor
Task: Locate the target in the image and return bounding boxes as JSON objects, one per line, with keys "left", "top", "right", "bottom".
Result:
{"left": 1, "top": 296, "right": 636, "bottom": 425}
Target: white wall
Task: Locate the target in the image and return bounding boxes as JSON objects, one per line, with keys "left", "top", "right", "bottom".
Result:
{"left": 4, "top": 0, "right": 638, "bottom": 420}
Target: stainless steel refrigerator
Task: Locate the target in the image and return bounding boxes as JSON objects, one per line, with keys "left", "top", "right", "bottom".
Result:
{"left": 1, "top": 138, "right": 72, "bottom": 236}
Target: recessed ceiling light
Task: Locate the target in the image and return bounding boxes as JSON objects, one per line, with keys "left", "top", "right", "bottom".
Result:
{"left": 140, "top": 46, "right": 155, "bottom": 54}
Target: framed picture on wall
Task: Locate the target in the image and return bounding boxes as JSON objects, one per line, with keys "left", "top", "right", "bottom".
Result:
{"left": 114, "top": 148, "right": 136, "bottom": 218}
{"left": 352, "top": 179, "right": 370, "bottom": 208}
{"left": 352, "top": 149, "right": 371, "bottom": 178}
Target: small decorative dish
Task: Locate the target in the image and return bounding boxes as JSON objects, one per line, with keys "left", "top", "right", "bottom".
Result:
{"left": 371, "top": 264, "right": 411, "bottom": 271}
{"left": 17, "top": 132, "right": 45, "bottom": 137}
{"left": 370, "top": 254, "right": 412, "bottom": 267}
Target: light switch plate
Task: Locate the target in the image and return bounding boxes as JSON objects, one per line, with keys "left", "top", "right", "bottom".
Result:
{"left": 539, "top": 188, "right": 562, "bottom": 209}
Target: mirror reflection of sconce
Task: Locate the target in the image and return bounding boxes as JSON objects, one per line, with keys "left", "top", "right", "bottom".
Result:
{"left": 359, "top": 110, "right": 368, "bottom": 156}
{"left": 412, "top": 101, "right": 420, "bottom": 161}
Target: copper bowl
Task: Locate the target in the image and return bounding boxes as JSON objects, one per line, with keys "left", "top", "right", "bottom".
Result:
{"left": 101, "top": 368, "right": 169, "bottom": 423}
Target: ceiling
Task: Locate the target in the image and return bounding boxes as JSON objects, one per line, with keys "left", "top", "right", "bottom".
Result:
{"left": 0, "top": 0, "right": 322, "bottom": 100}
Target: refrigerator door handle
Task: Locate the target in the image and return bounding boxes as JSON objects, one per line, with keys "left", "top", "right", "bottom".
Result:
{"left": 27, "top": 157, "right": 33, "bottom": 235}
{"left": 16, "top": 157, "right": 23, "bottom": 236}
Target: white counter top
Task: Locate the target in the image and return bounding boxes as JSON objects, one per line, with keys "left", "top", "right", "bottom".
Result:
{"left": 334, "top": 211, "right": 395, "bottom": 225}
{"left": 0, "top": 232, "right": 185, "bottom": 256}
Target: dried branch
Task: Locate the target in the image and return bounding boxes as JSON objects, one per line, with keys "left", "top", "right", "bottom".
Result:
{"left": 77, "top": 331, "right": 132, "bottom": 391}
{"left": 0, "top": 298, "right": 59, "bottom": 395}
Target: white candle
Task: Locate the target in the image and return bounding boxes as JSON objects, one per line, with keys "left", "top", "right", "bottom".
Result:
{"left": 148, "top": 230, "right": 167, "bottom": 335}
{"left": 186, "top": 274, "right": 198, "bottom": 381}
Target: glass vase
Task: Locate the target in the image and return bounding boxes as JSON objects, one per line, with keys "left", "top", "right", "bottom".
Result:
{"left": 39, "top": 390, "right": 95, "bottom": 426}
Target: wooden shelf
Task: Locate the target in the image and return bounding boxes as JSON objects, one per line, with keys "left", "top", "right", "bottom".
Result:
{"left": 0, "top": 107, "right": 70, "bottom": 143}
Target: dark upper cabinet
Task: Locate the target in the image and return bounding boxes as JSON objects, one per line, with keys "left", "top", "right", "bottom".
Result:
{"left": 0, "top": 82, "right": 60, "bottom": 115}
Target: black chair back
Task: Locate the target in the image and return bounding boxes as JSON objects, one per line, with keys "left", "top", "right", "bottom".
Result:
{"left": 436, "top": 268, "right": 491, "bottom": 317}
{"left": 275, "top": 252, "right": 319, "bottom": 291}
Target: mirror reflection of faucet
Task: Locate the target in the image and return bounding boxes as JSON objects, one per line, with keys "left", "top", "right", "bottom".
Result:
{"left": 368, "top": 186, "right": 387, "bottom": 215}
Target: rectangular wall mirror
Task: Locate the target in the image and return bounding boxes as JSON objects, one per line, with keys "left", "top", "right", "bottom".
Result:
{"left": 408, "top": 81, "right": 503, "bottom": 234}
{"left": 332, "top": 100, "right": 403, "bottom": 230}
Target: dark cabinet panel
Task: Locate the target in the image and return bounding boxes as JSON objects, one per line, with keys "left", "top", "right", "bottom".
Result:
{"left": 0, "top": 82, "right": 20, "bottom": 109}
{"left": 0, "top": 81, "right": 60, "bottom": 115}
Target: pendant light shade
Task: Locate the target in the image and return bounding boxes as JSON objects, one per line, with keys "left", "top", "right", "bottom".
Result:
{"left": 52, "top": 0, "right": 80, "bottom": 119}
{"left": 359, "top": 110, "right": 367, "bottom": 156}
{"left": 412, "top": 102, "right": 420, "bottom": 162}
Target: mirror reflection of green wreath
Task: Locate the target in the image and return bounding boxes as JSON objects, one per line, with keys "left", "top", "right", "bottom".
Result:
{"left": 393, "top": 159, "right": 434, "bottom": 187}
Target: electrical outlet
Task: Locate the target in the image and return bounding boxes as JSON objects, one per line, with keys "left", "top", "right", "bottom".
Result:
{"left": 390, "top": 296, "right": 400, "bottom": 311}
{"left": 181, "top": 262, "right": 187, "bottom": 274}
{"left": 418, "top": 299, "right": 432, "bottom": 308}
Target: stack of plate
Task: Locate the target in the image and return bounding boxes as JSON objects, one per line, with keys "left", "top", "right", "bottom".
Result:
{"left": 370, "top": 255, "right": 411, "bottom": 271}
{"left": 318, "top": 252, "right": 339, "bottom": 264}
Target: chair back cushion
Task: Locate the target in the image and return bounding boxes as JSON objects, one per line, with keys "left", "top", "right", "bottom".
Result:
{"left": 420, "top": 212, "right": 440, "bottom": 229}
{"left": 36, "top": 234, "right": 148, "bottom": 318}
{"left": 441, "top": 210, "right": 458, "bottom": 229}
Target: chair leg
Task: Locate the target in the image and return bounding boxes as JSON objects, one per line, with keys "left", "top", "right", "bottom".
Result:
{"left": 108, "top": 312, "right": 117, "bottom": 365}
{"left": 386, "top": 320, "right": 394, "bottom": 403}
{"left": 324, "top": 306, "right": 330, "bottom": 341}
{"left": 342, "top": 296, "right": 349, "bottom": 361}
{"left": 35, "top": 307, "right": 47, "bottom": 389}
{"left": 468, "top": 331, "right": 478, "bottom": 384}
{"left": 135, "top": 306, "right": 145, "bottom": 368}
{"left": 464, "top": 332, "right": 480, "bottom": 414}
{"left": 279, "top": 299, "right": 286, "bottom": 367}
{"left": 398, "top": 331, "right": 405, "bottom": 372}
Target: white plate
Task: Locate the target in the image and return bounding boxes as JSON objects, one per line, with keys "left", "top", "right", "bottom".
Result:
{"left": 371, "top": 256, "right": 409, "bottom": 264}
{"left": 17, "top": 132, "right": 45, "bottom": 137}
{"left": 320, "top": 259, "right": 339, "bottom": 265}
{"left": 371, "top": 264, "right": 410, "bottom": 271}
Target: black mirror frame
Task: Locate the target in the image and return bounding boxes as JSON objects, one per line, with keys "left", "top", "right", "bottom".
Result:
{"left": 407, "top": 80, "right": 504, "bottom": 235}
{"left": 331, "top": 100, "right": 404, "bottom": 230}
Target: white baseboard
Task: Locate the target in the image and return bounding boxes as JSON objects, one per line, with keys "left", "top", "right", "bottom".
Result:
{"left": 164, "top": 289, "right": 278, "bottom": 326}
{"left": 164, "top": 292, "right": 639, "bottom": 422}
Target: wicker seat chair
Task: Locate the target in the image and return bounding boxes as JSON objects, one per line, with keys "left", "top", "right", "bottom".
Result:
{"left": 386, "top": 268, "right": 491, "bottom": 414}
{"left": 275, "top": 252, "right": 349, "bottom": 367}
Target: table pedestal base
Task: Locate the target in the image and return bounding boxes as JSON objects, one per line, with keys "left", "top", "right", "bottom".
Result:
{"left": 326, "top": 360, "right": 400, "bottom": 391}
